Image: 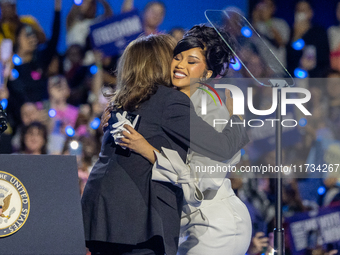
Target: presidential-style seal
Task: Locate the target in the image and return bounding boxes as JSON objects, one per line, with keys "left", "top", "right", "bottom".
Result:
{"left": 0, "top": 171, "right": 30, "bottom": 237}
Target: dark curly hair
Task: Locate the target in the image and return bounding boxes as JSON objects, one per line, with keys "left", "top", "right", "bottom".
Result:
{"left": 173, "top": 24, "right": 234, "bottom": 78}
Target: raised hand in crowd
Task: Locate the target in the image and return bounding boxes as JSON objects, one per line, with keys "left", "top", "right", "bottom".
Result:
{"left": 324, "top": 250, "right": 339, "bottom": 255}
{"left": 97, "top": 0, "right": 113, "bottom": 18}
{"left": 247, "top": 232, "right": 269, "bottom": 255}
{"left": 55, "top": 0, "right": 62, "bottom": 11}
{"left": 0, "top": 87, "right": 9, "bottom": 100}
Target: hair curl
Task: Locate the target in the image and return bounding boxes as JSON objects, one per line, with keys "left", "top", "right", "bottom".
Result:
{"left": 173, "top": 24, "right": 234, "bottom": 78}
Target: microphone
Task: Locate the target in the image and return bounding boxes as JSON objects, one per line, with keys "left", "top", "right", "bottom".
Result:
{"left": 0, "top": 104, "right": 7, "bottom": 134}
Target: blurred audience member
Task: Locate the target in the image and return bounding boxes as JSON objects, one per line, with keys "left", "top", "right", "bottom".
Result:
{"left": 143, "top": 1, "right": 165, "bottom": 35}
{"left": 287, "top": 0, "right": 330, "bottom": 78}
{"left": 90, "top": 50, "right": 117, "bottom": 101}
{"left": 78, "top": 135, "right": 100, "bottom": 173}
{"left": 328, "top": 1, "right": 340, "bottom": 72}
{"left": 98, "top": 53, "right": 117, "bottom": 87}
{"left": 252, "top": 0, "right": 290, "bottom": 66}
{"left": 282, "top": 180, "right": 306, "bottom": 218}
{"left": 322, "top": 177, "right": 340, "bottom": 207}
{"left": 20, "top": 121, "right": 48, "bottom": 155}
{"left": 63, "top": 44, "right": 93, "bottom": 106}
{"left": 46, "top": 75, "right": 79, "bottom": 129}
{"left": 303, "top": 81, "right": 328, "bottom": 132}
{"left": 73, "top": 104, "right": 92, "bottom": 137}
{"left": 39, "top": 75, "right": 79, "bottom": 154}
{"left": 0, "top": 0, "right": 46, "bottom": 44}
{"left": 122, "top": 0, "right": 166, "bottom": 35}
{"left": 73, "top": 102, "right": 102, "bottom": 138}
{"left": 11, "top": 102, "right": 43, "bottom": 152}
{"left": 46, "top": 53, "right": 64, "bottom": 78}
{"left": 64, "top": 44, "right": 85, "bottom": 79}
{"left": 169, "top": 27, "right": 185, "bottom": 43}
{"left": 325, "top": 70, "right": 340, "bottom": 140}
{"left": 20, "top": 102, "right": 43, "bottom": 125}
{"left": 66, "top": 0, "right": 113, "bottom": 48}
{"left": 6, "top": 0, "right": 61, "bottom": 132}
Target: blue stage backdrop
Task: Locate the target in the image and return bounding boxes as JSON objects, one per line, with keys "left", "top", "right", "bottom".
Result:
{"left": 15, "top": 0, "right": 247, "bottom": 53}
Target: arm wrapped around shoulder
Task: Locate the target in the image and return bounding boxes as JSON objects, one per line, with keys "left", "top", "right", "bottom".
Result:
{"left": 189, "top": 114, "right": 249, "bottom": 162}
{"left": 222, "top": 115, "right": 249, "bottom": 153}
{"left": 162, "top": 90, "right": 249, "bottom": 162}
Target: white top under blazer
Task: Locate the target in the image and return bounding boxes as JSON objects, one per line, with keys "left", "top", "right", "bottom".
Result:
{"left": 151, "top": 87, "right": 252, "bottom": 255}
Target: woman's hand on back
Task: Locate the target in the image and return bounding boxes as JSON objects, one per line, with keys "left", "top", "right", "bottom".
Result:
{"left": 101, "top": 105, "right": 113, "bottom": 131}
{"left": 119, "top": 124, "right": 159, "bottom": 163}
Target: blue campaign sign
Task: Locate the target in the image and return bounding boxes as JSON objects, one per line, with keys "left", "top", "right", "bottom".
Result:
{"left": 285, "top": 205, "right": 340, "bottom": 255}
{"left": 90, "top": 9, "right": 144, "bottom": 56}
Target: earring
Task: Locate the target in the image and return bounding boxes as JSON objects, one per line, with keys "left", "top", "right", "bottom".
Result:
{"left": 199, "top": 76, "right": 207, "bottom": 83}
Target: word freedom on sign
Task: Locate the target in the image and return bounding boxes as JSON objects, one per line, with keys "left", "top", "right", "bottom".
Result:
{"left": 92, "top": 16, "right": 142, "bottom": 46}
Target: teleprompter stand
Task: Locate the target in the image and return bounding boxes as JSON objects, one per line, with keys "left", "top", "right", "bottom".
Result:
{"left": 205, "top": 9, "right": 296, "bottom": 255}
{"left": 270, "top": 79, "right": 289, "bottom": 255}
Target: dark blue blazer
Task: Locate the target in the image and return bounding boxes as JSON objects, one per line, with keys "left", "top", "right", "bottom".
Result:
{"left": 81, "top": 85, "right": 249, "bottom": 255}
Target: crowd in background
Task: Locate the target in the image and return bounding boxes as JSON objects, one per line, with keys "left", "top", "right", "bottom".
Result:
{"left": 0, "top": 0, "right": 339, "bottom": 254}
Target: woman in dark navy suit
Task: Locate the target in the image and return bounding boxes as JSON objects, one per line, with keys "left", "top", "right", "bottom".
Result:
{"left": 81, "top": 34, "right": 249, "bottom": 255}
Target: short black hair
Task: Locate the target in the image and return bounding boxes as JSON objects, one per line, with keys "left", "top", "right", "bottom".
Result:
{"left": 173, "top": 24, "right": 234, "bottom": 78}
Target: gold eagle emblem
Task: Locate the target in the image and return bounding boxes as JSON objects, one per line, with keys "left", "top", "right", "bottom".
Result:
{"left": 0, "top": 193, "right": 12, "bottom": 218}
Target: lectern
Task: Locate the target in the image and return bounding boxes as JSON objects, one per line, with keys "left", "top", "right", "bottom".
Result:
{"left": 0, "top": 154, "right": 86, "bottom": 255}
